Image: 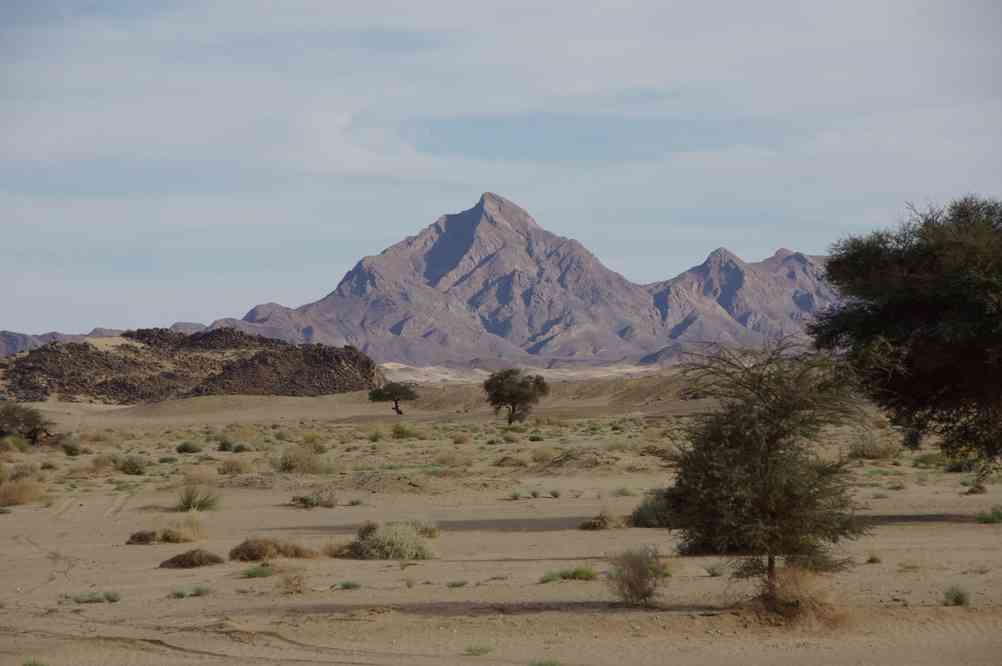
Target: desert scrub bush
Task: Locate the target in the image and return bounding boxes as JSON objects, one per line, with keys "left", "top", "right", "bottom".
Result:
{"left": 0, "top": 478, "right": 46, "bottom": 506}
{"left": 847, "top": 430, "right": 900, "bottom": 460}
{"left": 451, "top": 433, "right": 471, "bottom": 445}
{"left": 114, "top": 454, "right": 147, "bottom": 476}
{"left": 61, "top": 438, "right": 82, "bottom": 457}
{"left": 607, "top": 546, "right": 667, "bottom": 606}
{"left": 229, "top": 537, "right": 318, "bottom": 561}
{"left": 539, "top": 566, "right": 597, "bottom": 583}
{"left": 612, "top": 486, "right": 636, "bottom": 497}
{"left": 943, "top": 584, "right": 971, "bottom": 607}
{"left": 290, "top": 490, "right": 337, "bottom": 508}
{"left": 404, "top": 519, "right": 440, "bottom": 538}
{"left": 218, "top": 458, "right": 251, "bottom": 475}
{"left": 159, "top": 549, "right": 224, "bottom": 568}
{"left": 628, "top": 489, "right": 672, "bottom": 528}
{"left": 866, "top": 552, "right": 882, "bottom": 564}
{"left": 579, "top": 511, "right": 621, "bottom": 530}
{"left": 337, "top": 522, "right": 432, "bottom": 560}
{"left": 367, "top": 429, "right": 384, "bottom": 443}
{"left": 391, "top": 423, "right": 420, "bottom": 440}
{"left": 274, "top": 446, "right": 331, "bottom": 474}
{"left": 530, "top": 447, "right": 559, "bottom": 464}
{"left": 176, "top": 441, "right": 202, "bottom": 454}
{"left": 975, "top": 505, "right": 1002, "bottom": 524}
{"left": 549, "top": 489, "right": 561, "bottom": 498}
{"left": 280, "top": 573, "right": 306, "bottom": 595}
{"left": 175, "top": 484, "right": 220, "bottom": 511}
{"left": 434, "top": 451, "right": 473, "bottom": 467}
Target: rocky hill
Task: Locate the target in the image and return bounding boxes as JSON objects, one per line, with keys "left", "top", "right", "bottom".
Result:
{"left": 0, "top": 329, "right": 383, "bottom": 404}
{"left": 3, "top": 193, "right": 838, "bottom": 367}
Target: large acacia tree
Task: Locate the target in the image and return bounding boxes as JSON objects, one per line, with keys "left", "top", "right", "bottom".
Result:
{"left": 483, "top": 369, "right": 549, "bottom": 424}
{"left": 664, "top": 341, "right": 865, "bottom": 600}
{"left": 810, "top": 196, "right": 1002, "bottom": 485}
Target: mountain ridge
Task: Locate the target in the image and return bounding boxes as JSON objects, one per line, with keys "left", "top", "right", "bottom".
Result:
{"left": 3, "top": 193, "right": 837, "bottom": 366}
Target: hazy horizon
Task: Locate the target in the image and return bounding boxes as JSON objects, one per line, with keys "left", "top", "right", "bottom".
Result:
{"left": 4, "top": 1, "right": 1001, "bottom": 332}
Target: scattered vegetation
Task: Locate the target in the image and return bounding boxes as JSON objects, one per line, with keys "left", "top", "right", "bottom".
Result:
{"left": 72, "top": 590, "right": 120, "bottom": 604}
{"left": 176, "top": 441, "right": 202, "bottom": 454}
{"left": 0, "top": 403, "right": 52, "bottom": 446}
{"left": 463, "top": 645, "right": 493, "bottom": 656}
{"left": 540, "top": 566, "right": 597, "bottom": 583}
{"left": 975, "top": 505, "right": 1002, "bottom": 524}
{"left": 243, "top": 563, "right": 274, "bottom": 578}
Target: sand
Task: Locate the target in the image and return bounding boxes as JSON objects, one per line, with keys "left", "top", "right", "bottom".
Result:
{"left": 2, "top": 377, "right": 1000, "bottom": 665}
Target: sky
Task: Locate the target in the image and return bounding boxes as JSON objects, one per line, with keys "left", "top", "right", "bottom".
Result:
{"left": 3, "top": 1, "right": 1001, "bottom": 333}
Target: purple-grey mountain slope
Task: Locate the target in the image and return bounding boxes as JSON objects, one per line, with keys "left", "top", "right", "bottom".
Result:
{"left": 209, "top": 193, "right": 838, "bottom": 366}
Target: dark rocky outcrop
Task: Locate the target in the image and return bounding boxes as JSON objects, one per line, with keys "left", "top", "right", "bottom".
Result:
{"left": 0, "top": 329, "right": 383, "bottom": 404}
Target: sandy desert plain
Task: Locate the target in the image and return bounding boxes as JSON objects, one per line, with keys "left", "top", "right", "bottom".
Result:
{"left": 1, "top": 371, "right": 1001, "bottom": 666}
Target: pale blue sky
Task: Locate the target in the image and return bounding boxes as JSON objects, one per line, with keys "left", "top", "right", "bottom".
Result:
{"left": 3, "top": 1, "right": 1001, "bottom": 333}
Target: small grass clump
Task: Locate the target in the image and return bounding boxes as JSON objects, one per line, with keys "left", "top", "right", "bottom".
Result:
{"left": 336, "top": 522, "right": 432, "bottom": 560}
{"left": 705, "top": 563, "right": 725, "bottom": 577}
{"left": 229, "top": 537, "right": 318, "bottom": 561}
{"left": 72, "top": 591, "right": 120, "bottom": 604}
{"left": 446, "top": 580, "right": 468, "bottom": 588}
{"left": 866, "top": 552, "right": 882, "bottom": 564}
{"left": 290, "top": 488, "right": 337, "bottom": 509}
{"left": 159, "top": 549, "right": 224, "bottom": 569}
{"left": 175, "top": 484, "right": 220, "bottom": 511}
{"left": 607, "top": 546, "right": 666, "bottom": 607}
{"left": 539, "top": 566, "right": 597, "bottom": 583}
{"left": 463, "top": 645, "right": 493, "bottom": 656}
{"left": 391, "top": 423, "right": 420, "bottom": 440}
{"left": 171, "top": 585, "right": 210, "bottom": 599}
{"left": 943, "top": 584, "right": 970, "bottom": 607}
{"left": 847, "top": 431, "right": 900, "bottom": 460}
{"left": 975, "top": 505, "right": 1002, "bottom": 524}
{"left": 338, "top": 580, "right": 361, "bottom": 590}
{"left": 243, "top": 563, "right": 274, "bottom": 578}
{"left": 579, "top": 511, "right": 621, "bottom": 530}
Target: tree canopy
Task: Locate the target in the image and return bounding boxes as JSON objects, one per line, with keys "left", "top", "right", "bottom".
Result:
{"left": 368, "top": 382, "right": 418, "bottom": 415}
{"left": 810, "top": 196, "right": 1002, "bottom": 476}
{"left": 483, "top": 368, "right": 549, "bottom": 424}
{"left": 0, "top": 402, "right": 52, "bottom": 446}
{"left": 663, "top": 342, "right": 864, "bottom": 596}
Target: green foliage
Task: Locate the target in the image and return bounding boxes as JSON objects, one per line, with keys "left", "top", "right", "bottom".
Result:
{"left": 810, "top": 197, "right": 1002, "bottom": 472}
{"left": 664, "top": 342, "right": 865, "bottom": 597}
{"left": 339, "top": 522, "right": 432, "bottom": 560}
{"left": 463, "top": 645, "right": 493, "bottom": 656}
{"left": 0, "top": 403, "right": 51, "bottom": 445}
{"left": 483, "top": 369, "right": 550, "bottom": 424}
{"left": 176, "top": 441, "right": 202, "bottom": 454}
{"left": 337, "top": 580, "right": 361, "bottom": 590}
{"left": 369, "top": 382, "right": 418, "bottom": 414}
{"left": 943, "top": 585, "right": 970, "bottom": 607}
{"left": 975, "top": 505, "right": 1002, "bottom": 524}
{"left": 539, "top": 566, "right": 597, "bottom": 583}
{"left": 629, "top": 490, "right": 673, "bottom": 528}
{"left": 242, "top": 563, "right": 274, "bottom": 578}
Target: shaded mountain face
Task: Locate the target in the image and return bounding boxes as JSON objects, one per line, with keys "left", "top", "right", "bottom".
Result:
{"left": 210, "top": 193, "right": 838, "bottom": 366}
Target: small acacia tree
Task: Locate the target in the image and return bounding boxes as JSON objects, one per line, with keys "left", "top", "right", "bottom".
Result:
{"left": 810, "top": 197, "right": 1002, "bottom": 487}
{"left": 663, "top": 341, "right": 865, "bottom": 602}
{"left": 368, "top": 382, "right": 418, "bottom": 415}
{"left": 483, "top": 369, "right": 550, "bottom": 424}
{"left": 0, "top": 403, "right": 52, "bottom": 446}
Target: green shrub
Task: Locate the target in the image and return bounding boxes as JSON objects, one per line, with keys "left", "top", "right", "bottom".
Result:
{"left": 337, "top": 580, "right": 361, "bottom": 590}
{"left": 243, "top": 563, "right": 274, "bottom": 578}
{"left": 943, "top": 585, "right": 970, "bottom": 607}
{"left": 176, "top": 441, "right": 202, "bottom": 454}
{"left": 463, "top": 645, "right": 493, "bottom": 656}
{"left": 629, "top": 490, "right": 672, "bottom": 528}
{"left": 62, "top": 439, "right": 82, "bottom": 457}
{"left": 539, "top": 566, "right": 597, "bottom": 583}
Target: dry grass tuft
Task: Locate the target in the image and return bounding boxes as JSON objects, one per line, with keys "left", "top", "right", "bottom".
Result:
{"left": 218, "top": 458, "right": 252, "bottom": 475}
{"left": 756, "top": 567, "right": 842, "bottom": 625}
{"left": 607, "top": 546, "right": 668, "bottom": 607}
{"left": 159, "top": 549, "right": 224, "bottom": 569}
{"left": 229, "top": 537, "right": 318, "bottom": 561}
{"left": 579, "top": 511, "right": 623, "bottom": 530}
{"left": 0, "top": 478, "right": 47, "bottom": 506}
{"left": 336, "top": 522, "right": 432, "bottom": 560}
{"left": 280, "top": 572, "right": 306, "bottom": 595}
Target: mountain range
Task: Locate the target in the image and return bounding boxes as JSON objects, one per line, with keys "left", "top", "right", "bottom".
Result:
{"left": 2, "top": 193, "right": 837, "bottom": 366}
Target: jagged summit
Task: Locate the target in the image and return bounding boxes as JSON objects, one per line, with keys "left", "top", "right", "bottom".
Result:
{"left": 2, "top": 194, "right": 838, "bottom": 366}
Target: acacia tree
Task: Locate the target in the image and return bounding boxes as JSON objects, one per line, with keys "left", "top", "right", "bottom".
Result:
{"left": 0, "top": 403, "right": 52, "bottom": 446}
{"left": 368, "top": 382, "right": 418, "bottom": 415}
{"left": 810, "top": 197, "right": 1002, "bottom": 487}
{"left": 483, "top": 369, "right": 549, "bottom": 424}
{"left": 663, "top": 341, "right": 865, "bottom": 601}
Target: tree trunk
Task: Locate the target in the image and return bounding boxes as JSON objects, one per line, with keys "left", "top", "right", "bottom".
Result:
{"left": 507, "top": 406, "right": 515, "bottom": 425}
{"left": 392, "top": 401, "right": 403, "bottom": 416}
{"left": 766, "top": 553, "right": 777, "bottom": 601}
